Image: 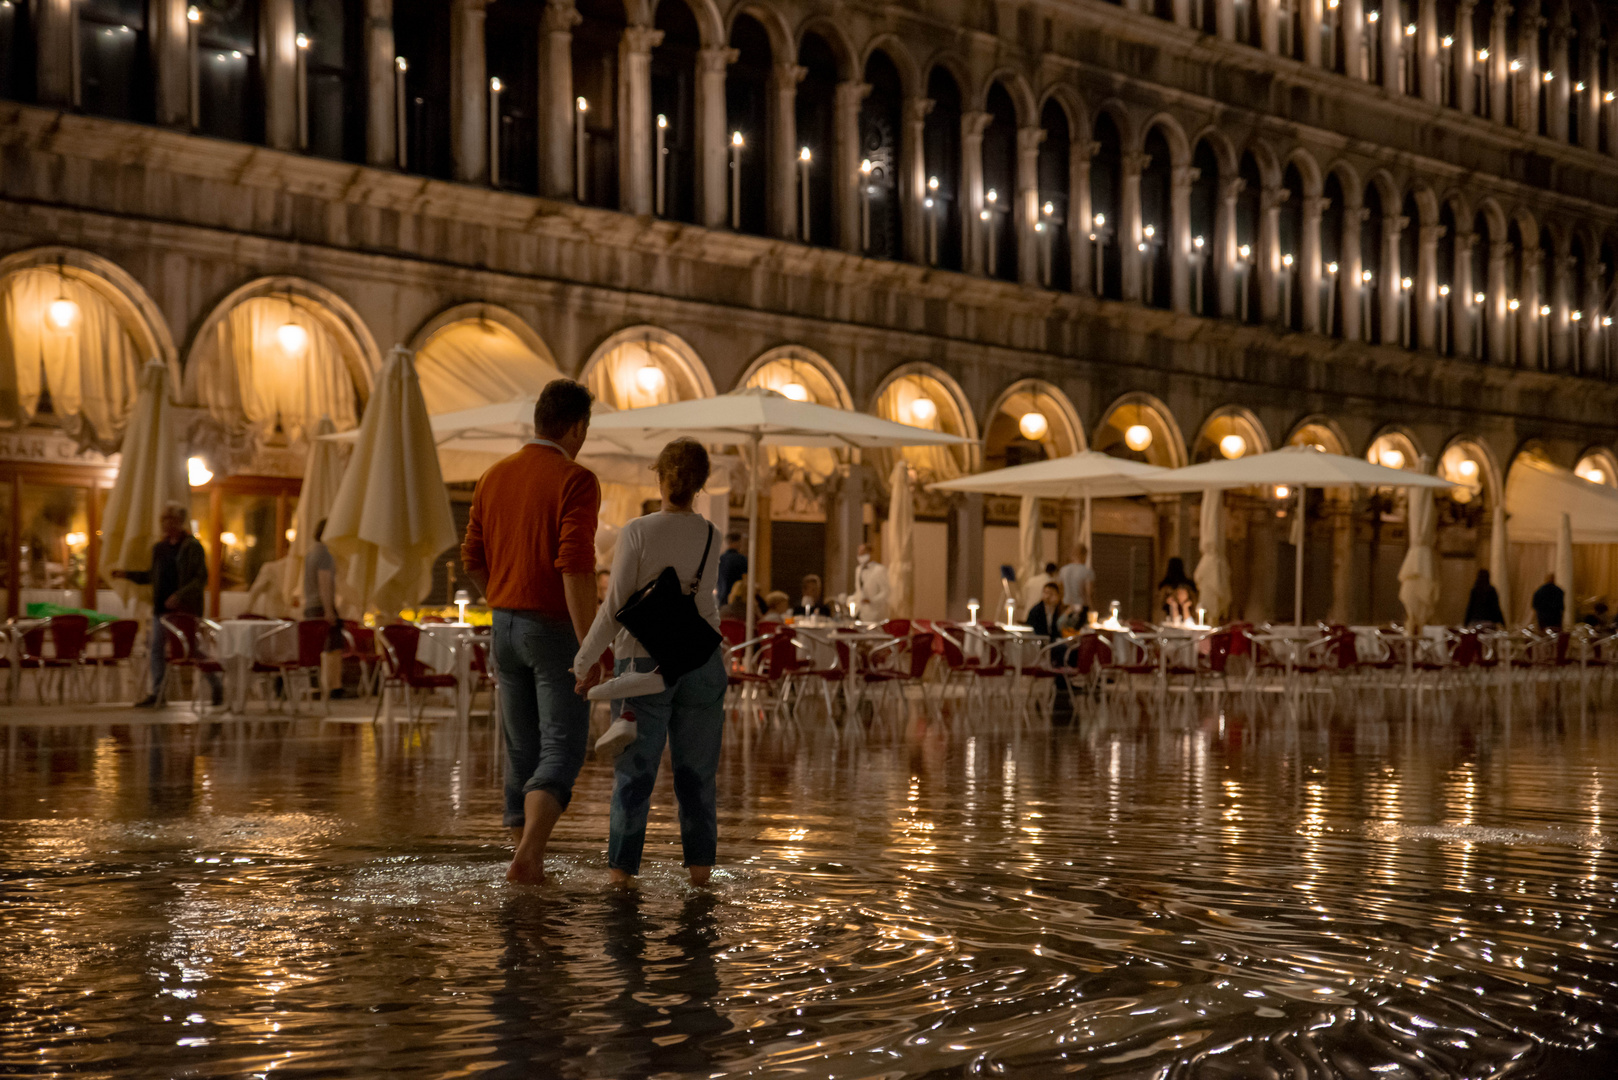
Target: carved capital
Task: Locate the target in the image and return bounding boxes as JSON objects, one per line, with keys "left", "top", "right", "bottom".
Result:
{"left": 621, "top": 25, "right": 664, "bottom": 53}
{"left": 1172, "top": 164, "right": 1199, "bottom": 190}
{"left": 961, "top": 110, "right": 993, "bottom": 139}
{"left": 1220, "top": 176, "right": 1246, "bottom": 202}
{"left": 1303, "top": 195, "right": 1331, "bottom": 218}
{"left": 1453, "top": 229, "right": 1477, "bottom": 251}
{"left": 1017, "top": 126, "right": 1047, "bottom": 154}
{"left": 698, "top": 45, "right": 738, "bottom": 74}
{"left": 836, "top": 80, "right": 872, "bottom": 111}
{"left": 1262, "top": 186, "right": 1291, "bottom": 210}
{"left": 1490, "top": 240, "right": 1513, "bottom": 262}
{"left": 905, "top": 96, "right": 935, "bottom": 123}
{"left": 1420, "top": 224, "right": 1446, "bottom": 245}
{"left": 770, "top": 62, "right": 806, "bottom": 89}
{"left": 543, "top": 0, "right": 581, "bottom": 33}
{"left": 1122, "top": 151, "right": 1152, "bottom": 176}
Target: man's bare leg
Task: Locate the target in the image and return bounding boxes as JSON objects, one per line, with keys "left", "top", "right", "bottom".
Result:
{"left": 507, "top": 789, "right": 564, "bottom": 885}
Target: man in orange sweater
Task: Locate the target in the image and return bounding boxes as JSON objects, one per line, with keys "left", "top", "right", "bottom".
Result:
{"left": 462, "top": 380, "right": 601, "bottom": 885}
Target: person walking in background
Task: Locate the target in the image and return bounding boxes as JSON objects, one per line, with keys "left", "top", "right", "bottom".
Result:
{"left": 1531, "top": 573, "right": 1566, "bottom": 632}
{"left": 462, "top": 380, "right": 601, "bottom": 886}
{"left": 716, "top": 532, "right": 746, "bottom": 608}
{"left": 117, "top": 502, "right": 219, "bottom": 708}
{"left": 852, "top": 542, "right": 889, "bottom": 622}
{"left": 303, "top": 519, "right": 345, "bottom": 699}
{"left": 1059, "top": 543, "right": 1095, "bottom": 622}
{"left": 574, "top": 438, "right": 727, "bottom": 889}
{"left": 1464, "top": 569, "right": 1506, "bottom": 627}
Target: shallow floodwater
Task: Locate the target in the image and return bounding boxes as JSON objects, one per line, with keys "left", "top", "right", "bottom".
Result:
{"left": 5, "top": 698, "right": 1618, "bottom": 1078}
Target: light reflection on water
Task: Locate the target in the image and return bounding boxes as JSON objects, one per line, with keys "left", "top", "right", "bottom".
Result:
{"left": 4, "top": 702, "right": 1618, "bottom": 1078}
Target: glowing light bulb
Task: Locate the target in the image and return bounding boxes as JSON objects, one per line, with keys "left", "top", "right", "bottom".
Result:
{"left": 187, "top": 457, "right": 213, "bottom": 487}
{"left": 635, "top": 364, "right": 666, "bottom": 394}
{"left": 980, "top": 210, "right": 991, "bottom": 221}
{"left": 1093, "top": 213, "right": 1106, "bottom": 227}
{"left": 1590, "top": 469, "right": 1608, "bottom": 485}
{"left": 1283, "top": 253, "right": 1294, "bottom": 267}
{"left": 220, "top": 531, "right": 238, "bottom": 548}
{"left": 187, "top": 4, "right": 200, "bottom": 22}
{"left": 1380, "top": 448, "right": 1406, "bottom": 470}
{"left": 1366, "top": 10, "right": 1379, "bottom": 22}
{"left": 64, "top": 531, "right": 86, "bottom": 547}
{"left": 1477, "top": 49, "right": 1489, "bottom": 62}
{"left": 295, "top": 33, "right": 309, "bottom": 49}
{"left": 1572, "top": 310, "right": 1583, "bottom": 322}
{"left": 908, "top": 397, "right": 937, "bottom": 424}
{"left": 1442, "top": 36, "right": 1453, "bottom": 47}
{"left": 986, "top": 188, "right": 997, "bottom": 204}
{"left": 1404, "top": 22, "right": 1415, "bottom": 36}
{"left": 1327, "top": 261, "right": 1339, "bottom": 274}
{"left": 1474, "top": 292, "right": 1486, "bottom": 304}
{"left": 1018, "top": 411, "right": 1049, "bottom": 441}
{"left": 1439, "top": 284, "right": 1450, "bottom": 296}
{"left": 1539, "top": 304, "right": 1551, "bottom": 316}
{"left": 860, "top": 158, "right": 872, "bottom": 175}
{"left": 780, "top": 381, "right": 809, "bottom": 402}
{"left": 285, "top": 527, "right": 297, "bottom": 543}
{"left": 1457, "top": 458, "right": 1478, "bottom": 479}
{"left": 1042, "top": 201, "right": 1054, "bottom": 216}
{"left": 1362, "top": 270, "right": 1374, "bottom": 283}
{"left": 1510, "top": 59, "right": 1522, "bottom": 73}
{"left": 800, "top": 146, "right": 811, "bottom": 162}
{"left": 1194, "top": 235, "right": 1205, "bottom": 249}
{"left": 395, "top": 56, "right": 407, "bottom": 72}
{"left": 1542, "top": 70, "right": 1554, "bottom": 83}
{"left": 1123, "top": 424, "right": 1152, "bottom": 452}
{"left": 1508, "top": 298, "right": 1520, "bottom": 311}
{"left": 1219, "top": 433, "right": 1246, "bottom": 459}
{"left": 1274, "top": 485, "right": 1291, "bottom": 500}
{"left": 1238, "top": 244, "right": 1252, "bottom": 259}
{"left": 576, "top": 95, "right": 588, "bottom": 112}
{"left": 1401, "top": 277, "right": 1412, "bottom": 290}
{"left": 928, "top": 175, "right": 939, "bottom": 191}
{"left": 46, "top": 296, "right": 79, "bottom": 331}
{"left": 656, "top": 113, "right": 666, "bottom": 129}
{"left": 1143, "top": 224, "right": 1155, "bottom": 239}
{"left": 731, "top": 130, "right": 743, "bottom": 147}
{"left": 276, "top": 321, "right": 308, "bottom": 356}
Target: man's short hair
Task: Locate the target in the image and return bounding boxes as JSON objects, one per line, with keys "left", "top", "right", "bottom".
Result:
{"left": 161, "top": 501, "right": 187, "bottom": 521}
{"left": 1045, "top": 561, "right": 1058, "bottom": 574}
{"left": 534, "top": 380, "right": 594, "bottom": 440}
{"left": 726, "top": 531, "right": 742, "bottom": 544}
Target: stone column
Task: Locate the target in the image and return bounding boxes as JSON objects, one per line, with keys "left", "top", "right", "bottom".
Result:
{"left": 539, "top": 0, "right": 581, "bottom": 198}
{"left": 366, "top": 0, "right": 398, "bottom": 168}
{"left": 1174, "top": 0, "right": 1194, "bottom": 28}
{"left": 264, "top": 0, "right": 300, "bottom": 150}
{"left": 1342, "top": 204, "right": 1366, "bottom": 341}
{"left": 1017, "top": 126, "right": 1044, "bottom": 287}
{"left": 769, "top": 63, "right": 803, "bottom": 240}
{"left": 1579, "top": 29, "right": 1602, "bottom": 151}
{"left": 1524, "top": 247, "right": 1544, "bottom": 367}
{"left": 35, "top": 0, "right": 74, "bottom": 106}
{"left": 1170, "top": 165, "right": 1196, "bottom": 314}
{"left": 1343, "top": 0, "right": 1365, "bottom": 80}
{"left": 1419, "top": 0, "right": 1440, "bottom": 104}
{"left": 1217, "top": 175, "right": 1243, "bottom": 319}
{"left": 1453, "top": 229, "right": 1477, "bottom": 358}
{"left": 1302, "top": 0, "right": 1321, "bottom": 65}
{"left": 827, "top": 464, "right": 868, "bottom": 600}
{"left": 152, "top": 0, "right": 191, "bottom": 128}
{"left": 1329, "top": 495, "right": 1357, "bottom": 625}
{"left": 1490, "top": 9, "right": 1511, "bottom": 123}
{"left": 1488, "top": 239, "right": 1511, "bottom": 363}
{"left": 1609, "top": 49, "right": 1618, "bottom": 157}
{"left": 1379, "top": 215, "right": 1404, "bottom": 345}
{"left": 1259, "top": 0, "right": 1279, "bottom": 53}
{"left": 694, "top": 46, "right": 733, "bottom": 228}
{"left": 947, "top": 493, "right": 986, "bottom": 622}
{"left": 1071, "top": 140, "right": 1095, "bottom": 295}
{"left": 1217, "top": 0, "right": 1236, "bottom": 41}
{"left": 618, "top": 25, "right": 662, "bottom": 214}
{"left": 1548, "top": 19, "right": 1571, "bottom": 142}
{"left": 1302, "top": 194, "right": 1326, "bottom": 332}
{"left": 1382, "top": 2, "right": 1403, "bottom": 93}
{"left": 1258, "top": 183, "right": 1284, "bottom": 322}
{"left": 961, "top": 111, "right": 991, "bottom": 276}
{"left": 1550, "top": 250, "right": 1572, "bottom": 370}
{"left": 836, "top": 80, "right": 871, "bottom": 255}
{"left": 1120, "top": 151, "right": 1148, "bottom": 302}
{"left": 902, "top": 97, "right": 932, "bottom": 263}
{"left": 1457, "top": 1, "right": 1477, "bottom": 115}
{"left": 450, "top": 0, "right": 489, "bottom": 183}
{"left": 1417, "top": 222, "right": 1441, "bottom": 350}
{"left": 1517, "top": 4, "right": 1542, "bottom": 134}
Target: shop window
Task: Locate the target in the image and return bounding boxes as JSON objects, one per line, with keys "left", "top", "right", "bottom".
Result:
{"left": 78, "top": 0, "right": 152, "bottom": 122}
{"left": 297, "top": 0, "right": 365, "bottom": 162}
{"left": 18, "top": 482, "right": 88, "bottom": 597}
{"left": 196, "top": 0, "right": 263, "bottom": 143}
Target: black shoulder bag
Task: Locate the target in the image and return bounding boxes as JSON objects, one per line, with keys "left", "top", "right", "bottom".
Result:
{"left": 613, "top": 520, "right": 722, "bottom": 682}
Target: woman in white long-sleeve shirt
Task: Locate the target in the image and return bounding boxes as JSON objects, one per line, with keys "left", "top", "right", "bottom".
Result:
{"left": 574, "top": 438, "right": 726, "bottom": 888}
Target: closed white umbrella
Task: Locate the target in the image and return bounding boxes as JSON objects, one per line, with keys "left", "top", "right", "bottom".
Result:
{"left": 322, "top": 347, "right": 458, "bottom": 617}
{"left": 1142, "top": 445, "right": 1462, "bottom": 625}
{"left": 1555, "top": 511, "right": 1575, "bottom": 621}
{"left": 1016, "top": 495, "right": 1041, "bottom": 619}
{"left": 101, "top": 359, "right": 189, "bottom": 605}
{"left": 587, "top": 387, "right": 969, "bottom": 641}
{"left": 1194, "top": 491, "right": 1230, "bottom": 624}
{"left": 282, "top": 416, "right": 349, "bottom": 610}
{"left": 1398, "top": 485, "right": 1439, "bottom": 631}
{"left": 1505, "top": 456, "right": 1618, "bottom": 542}
{"left": 886, "top": 461, "right": 914, "bottom": 620}
{"left": 1490, "top": 502, "right": 1511, "bottom": 626}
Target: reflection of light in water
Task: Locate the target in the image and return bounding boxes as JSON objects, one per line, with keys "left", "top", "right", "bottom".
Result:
{"left": 1443, "top": 761, "right": 1477, "bottom": 892}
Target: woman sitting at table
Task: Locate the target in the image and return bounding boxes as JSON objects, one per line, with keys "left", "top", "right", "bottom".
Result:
{"left": 1025, "top": 581, "right": 1067, "bottom": 642}
{"left": 1157, "top": 558, "right": 1198, "bottom": 624}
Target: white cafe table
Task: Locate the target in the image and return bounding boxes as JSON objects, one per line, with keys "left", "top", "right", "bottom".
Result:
{"left": 416, "top": 622, "right": 479, "bottom": 721}
{"left": 213, "top": 619, "right": 294, "bottom": 713}
{"left": 789, "top": 622, "right": 892, "bottom": 672}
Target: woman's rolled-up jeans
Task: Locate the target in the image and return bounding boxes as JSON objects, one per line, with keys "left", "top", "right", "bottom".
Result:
{"left": 607, "top": 647, "right": 727, "bottom": 876}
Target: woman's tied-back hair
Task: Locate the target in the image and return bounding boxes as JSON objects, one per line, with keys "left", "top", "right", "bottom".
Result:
{"left": 654, "top": 437, "right": 710, "bottom": 505}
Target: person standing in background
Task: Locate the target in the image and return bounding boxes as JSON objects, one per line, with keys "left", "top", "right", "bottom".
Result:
{"left": 117, "top": 502, "right": 219, "bottom": 708}
{"left": 1059, "top": 543, "right": 1095, "bottom": 622}
{"left": 1531, "top": 573, "right": 1565, "bottom": 632}
{"left": 462, "top": 380, "right": 601, "bottom": 887}
{"left": 1463, "top": 569, "right": 1505, "bottom": 627}
{"left": 851, "top": 542, "right": 889, "bottom": 623}
{"left": 303, "top": 518, "right": 345, "bottom": 699}
{"left": 716, "top": 532, "right": 746, "bottom": 608}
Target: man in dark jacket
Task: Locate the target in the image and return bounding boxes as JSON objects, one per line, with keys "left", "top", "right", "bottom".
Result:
{"left": 716, "top": 532, "right": 746, "bottom": 609}
{"left": 115, "top": 502, "right": 218, "bottom": 707}
{"left": 1530, "top": 573, "right": 1565, "bottom": 632}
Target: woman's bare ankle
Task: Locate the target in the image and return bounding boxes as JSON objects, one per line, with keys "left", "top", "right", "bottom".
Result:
{"left": 688, "top": 865, "right": 712, "bottom": 887}
{"left": 608, "top": 868, "right": 637, "bottom": 889}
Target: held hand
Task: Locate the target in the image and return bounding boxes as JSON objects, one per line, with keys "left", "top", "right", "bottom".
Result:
{"left": 574, "top": 661, "right": 606, "bottom": 697}
{"left": 164, "top": 594, "right": 181, "bottom": 611}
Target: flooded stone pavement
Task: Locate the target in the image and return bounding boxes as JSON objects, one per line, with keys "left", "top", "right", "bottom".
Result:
{"left": 5, "top": 699, "right": 1618, "bottom": 1078}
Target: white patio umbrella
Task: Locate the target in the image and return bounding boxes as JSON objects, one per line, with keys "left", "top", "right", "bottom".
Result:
{"left": 886, "top": 461, "right": 914, "bottom": 620}
{"left": 1194, "top": 491, "right": 1230, "bottom": 624}
{"left": 1142, "top": 445, "right": 1463, "bottom": 625}
{"left": 1016, "top": 495, "right": 1041, "bottom": 618}
{"left": 586, "top": 387, "right": 970, "bottom": 641}
{"left": 101, "top": 359, "right": 189, "bottom": 604}
{"left": 1504, "top": 455, "right": 1618, "bottom": 542}
{"left": 282, "top": 415, "right": 349, "bottom": 610}
{"left": 1490, "top": 503, "right": 1511, "bottom": 625}
{"left": 323, "top": 347, "right": 458, "bottom": 617}
{"left": 1398, "top": 484, "right": 1439, "bottom": 631}
{"left": 1555, "top": 511, "right": 1575, "bottom": 616}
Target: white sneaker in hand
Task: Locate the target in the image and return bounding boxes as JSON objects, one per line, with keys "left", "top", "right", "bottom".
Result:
{"left": 587, "top": 670, "right": 666, "bottom": 701}
{"left": 595, "top": 712, "right": 639, "bottom": 759}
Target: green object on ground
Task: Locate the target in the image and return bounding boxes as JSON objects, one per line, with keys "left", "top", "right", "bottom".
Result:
{"left": 24, "top": 602, "right": 118, "bottom": 625}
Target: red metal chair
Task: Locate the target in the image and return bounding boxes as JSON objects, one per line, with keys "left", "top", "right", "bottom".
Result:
{"left": 83, "top": 618, "right": 140, "bottom": 701}
{"left": 860, "top": 632, "right": 935, "bottom": 713}
{"left": 159, "top": 614, "right": 226, "bottom": 707}
{"left": 341, "top": 622, "right": 381, "bottom": 697}
{"left": 467, "top": 632, "right": 499, "bottom": 719}
{"left": 16, "top": 615, "right": 90, "bottom": 703}
{"left": 932, "top": 622, "right": 1010, "bottom": 710}
{"left": 374, "top": 623, "right": 457, "bottom": 722}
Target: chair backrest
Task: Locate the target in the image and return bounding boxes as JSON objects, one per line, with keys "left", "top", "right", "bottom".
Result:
{"left": 905, "top": 633, "right": 935, "bottom": 678}
{"left": 1451, "top": 630, "right": 1482, "bottom": 667}
{"left": 296, "top": 620, "right": 331, "bottom": 667}
{"left": 1072, "top": 632, "right": 1112, "bottom": 673}
{"left": 19, "top": 623, "right": 47, "bottom": 659}
{"left": 45, "top": 615, "right": 90, "bottom": 661}
{"left": 95, "top": 619, "right": 140, "bottom": 660}
{"left": 1325, "top": 625, "right": 1358, "bottom": 669}
{"left": 762, "top": 628, "right": 798, "bottom": 678}
{"left": 341, "top": 621, "right": 375, "bottom": 655}
{"left": 883, "top": 618, "right": 912, "bottom": 637}
{"left": 1205, "top": 631, "right": 1233, "bottom": 673}
{"left": 931, "top": 623, "right": 968, "bottom": 668}
{"left": 379, "top": 624, "right": 422, "bottom": 676}
{"left": 236, "top": 612, "right": 272, "bottom": 620}
{"left": 161, "top": 613, "right": 201, "bottom": 660}
{"left": 719, "top": 618, "right": 748, "bottom": 648}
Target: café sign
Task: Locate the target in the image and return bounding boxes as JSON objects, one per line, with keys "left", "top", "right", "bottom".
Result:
{"left": 0, "top": 430, "right": 118, "bottom": 467}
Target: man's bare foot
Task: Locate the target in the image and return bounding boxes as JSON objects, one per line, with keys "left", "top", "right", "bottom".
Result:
{"left": 608, "top": 868, "right": 638, "bottom": 890}
{"left": 506, "top": 854, "right": 545, "bottom": 885}
{"left": 688, "top": 865, "right": 712, "bottom": 887}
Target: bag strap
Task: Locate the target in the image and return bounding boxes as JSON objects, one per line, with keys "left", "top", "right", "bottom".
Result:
{"left": 689, "top": 522, "right": 716, "bottom": 595}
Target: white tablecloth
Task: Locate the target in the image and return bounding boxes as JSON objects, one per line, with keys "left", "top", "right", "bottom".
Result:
{"left": 415, "top": 623, "right": 479, "bottom": 721}
{"left": 213, "top": 620, "right": 294, "bottom": 712}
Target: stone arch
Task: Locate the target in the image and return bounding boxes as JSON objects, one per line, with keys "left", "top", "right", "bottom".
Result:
{"left": 1192, "top": 404, "right": 1272, "bottom": 463}
{"left": 860, "top": 35, "right": 920, "bottom": 98}
{"left": 1438, "top": 433, "right": 1503, "bottom": 506}
{"left": 1281, "top": 146, "right": 1323, "bottom": 198}
{"left": 919, "top": 51, "right": 972, "bottom": 103}
{"left": 406, "top": 303, "right": 562, "bottom": 416}
{"left": 982, "top": 377, "right": 1086, "bottom": 469}
{"left": 868, "top": 360, "right": 979, "bottom": 490}
{"left": 1574, "top": 446, "right": 1618, "bottom": 487}
{"left": 407, "top": 302, "right": 556, "bottom": 367}
{"left": 1437, "top": 188, "right": 1473, "bottom": 225}
{"left": 1473, "top": 195, "right": 1509, "bottom": 239}
{"left": 1238, "top": 135, "right": 1283, "bottom": 188}
{"left": 1363, "top": 167, "right": 1402, "bottom": 213}
{"left": 726, "top": 3, "right": 792, "bottom": 60}
{"left": 977, "top": 68, "right": 1037, "bottom": 123}
{"left": 736, "top": 344, "right": 853, "bottom": 408}
{"left": 1189, "top": 125, "right": 1238, "bottom": 178}
{"left": 0, "top": 246, "right": 178, "bottom": 374}
{"left": 1406, "top": 181, "right": 1440, "bottom": 227}
{"left": 1321, "top": 159, "right": 1364, "bottom": 207}
{"left": 1508, "top": 203, "right": 1540, "bottom": 244}
{"left": 794, "top": 16, "right": 857, "bottom": 81}
{"left": 1136, "top": 111, "right": 1191, "bottom": 166}
{"left": 578, "top": 324, "right": 716, "bottom": 409}
{"left": 649, "top": 0, "right": 723, "bottom": 47}
{"left": 1090, "top": 98, "right": 1137, "bottom": 156}
{"left": 1365, "top": 424, "right": 1425, "bottom": 469}
{"left": 1038, "top": 83, "right": 1090, "bottom": 146}
{"left": 1286, "top": 414, "right": 1351, "bottom": 454}
{"left": 188, "top": 275, "right": 380, "bottom": 387}
{"left": 1093, "top": 391, "right": 1187, "bottom": 468}
{"left": 1510, "top": 437, "right": 1569, "bottom": 470}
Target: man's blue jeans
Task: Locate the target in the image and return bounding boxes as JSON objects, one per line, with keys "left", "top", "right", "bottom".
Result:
{"left": 149, "top": 618, "right": 220, "bottom": 699}
{"left": 493, "top": 610, "right": 590, "bottom": 828}
{"left": 607, "top": 649, "right": 727, "bottom": 875}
